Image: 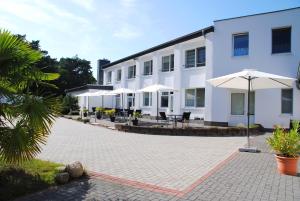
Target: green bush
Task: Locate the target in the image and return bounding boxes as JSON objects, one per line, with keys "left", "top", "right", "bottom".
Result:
{"left": 105, "top": 109, "right": 116, "bottom": 117}
{"left": 61, "top": 95, "right": 79, "bottom": 115}
{"left": 267, "top": 121, "right": 300, "bottom": 157}
{"left": 133, "top": 111, "right": 142, "bottom": 119}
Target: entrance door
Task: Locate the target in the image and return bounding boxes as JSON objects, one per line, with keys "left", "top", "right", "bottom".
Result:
{"left": 127, "top": 93, "right": 135, "bottom": 109}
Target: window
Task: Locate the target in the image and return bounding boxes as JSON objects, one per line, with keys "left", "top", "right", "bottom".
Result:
{"left": 185, "top": 88, "right": 205, "bottom": 107}
{"left": 107, "top": 71, "right": 112, "bottom": 83}
{"left": 127, "top": 93, "right": 135, "bottom": 108}
{"left": 115, "top": 94, "right": 121, "bottom": 108}
{"left": 281, "top": 89, "right": 293, "bottom": 114}
{"left": 161, "top": 92, "right": 169, "bottom": 107}
{"left": 162, "top": 54, "right": 174, "bottom": 72}
{"left": 272, "top": 27, "right": 291, "bottom": 54}
{"left": 233, "top": 33, "right": 249, "bottom": 56}
{"left": 196, "top": 47, "right": 206, "bottom": 66}
{"left": 143, "top": 92, "right": 152, "bottom": 106}
{"left": 249, "top": 92, "right": 255, "bottom": 115}
{"left": 185, "top": 49, "right": 195, "bottom": 68}
{"left": 128, "top": 65, "right": 136, "bottom": 79}
{"left": 185, "top": 47, "right": 206, "bottom": 68}
{"left": 231, "top": 93, "right": 244, "bottom": 115}
{"left": 143, "top": 60, "right": 153, "bottom": 75}
{"left": 116, "top": 69, "right": 122, "bottom": 81}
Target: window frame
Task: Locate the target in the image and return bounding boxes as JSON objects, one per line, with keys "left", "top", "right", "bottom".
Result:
{"left": 162, "top": 54, "right": 174, "bottom": 72}
{"left": 232, "top": 32, "right": 249, "bottom": 57}
{"left": 143, "top": 60, "right": 153, "bottom": 76}
{"left": 160, "top": 92, "right": 169, "bottom": 108}
{"left": 185, "top": 88, "right": 205, "bottom": 108}
{"left": 128, "top": 65, "right": 136, "bottom": 79}
{"left": 185, "top": 47, "right": 206, "bottom": 68}
{"left": 196, "top": 47, "right": 206, "bottom": 66}
{"left": 116, "top": 69, "right": 122, "bottom": 82}
{"left": 143, "top": 92, "right": 152, "bottom": 107}
{"left": 272, "top": 26, "right": 292, "bottom": 54}
{"left": 231, "top": 93, "right": 245, "bottom": 115}
{"left": 107, "top": 71, "right": 112, "bottom": 84}
{"left": 281, "top": 88, "right": 293, "bottom": 114}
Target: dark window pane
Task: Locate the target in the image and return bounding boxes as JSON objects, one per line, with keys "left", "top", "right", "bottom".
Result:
{"left": 161, "top": 92, "right": 169, "bottom": 107}
{"left": 281, "top": 89, "right": 293, "bottom": 114}
{"left": 272, "top": 27, "right": 291, "bottom": 54}
{"left": 185, "top": 50, "right": 195, "bottom": 68}
{"left": 231, "top": 93, "right": 244, "bottom": 115}
{"left": 196, "top": 47, "right": 206, "bottom": 66}
{"left": 196, "top": 88, "right": 205, "bottom": 107}
{"left": 170, "top": 54, "right": 174, "bottom": 71}
{"left": 162, "top": 56, "right": 170, "bottom": 72}
{"left": 233, "top": 34, "right": 249, "bottom": 56}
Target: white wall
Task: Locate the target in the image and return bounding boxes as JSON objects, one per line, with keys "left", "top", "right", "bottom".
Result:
{"left": 211, "top": 8, "right": 300, "bottom": 128}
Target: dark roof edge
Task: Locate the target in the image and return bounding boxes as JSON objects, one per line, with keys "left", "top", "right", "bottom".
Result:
{"left": 102, "top": 26, "right": 214, "bottom": 69}
{"left": 214, "top": 6, "right": 300, "bottom": 22}
{"left": 65, "top": 84, "right": 113, "bottom": 93}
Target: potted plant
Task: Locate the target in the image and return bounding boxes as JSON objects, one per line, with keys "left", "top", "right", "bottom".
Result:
{"left": 267, "top": 120, "right": 300, "bottom": 176}
{"left": 95, "top": 107, "right": 104, "bottom": 119}
{"left": 105, "top": 109, "right": 116, "bottom": 122}
{"left": 132, "top": 111, "right": 142, "bottom": 126}
{"left": 82, "top": 107, "right": 88, "bottom": 117}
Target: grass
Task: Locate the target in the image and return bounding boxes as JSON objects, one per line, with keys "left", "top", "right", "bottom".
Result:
{"left": 0, "top": 158, "right": 63, "bottom": 201}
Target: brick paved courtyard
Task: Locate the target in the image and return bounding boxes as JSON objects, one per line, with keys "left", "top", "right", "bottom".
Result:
{"left": 18, "top": 118, "right": 300, "bottom": 201}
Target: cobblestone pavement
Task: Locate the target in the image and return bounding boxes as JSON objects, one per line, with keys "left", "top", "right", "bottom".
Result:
{"left": 18, "top": 118, "right": 300, "bottom": 201}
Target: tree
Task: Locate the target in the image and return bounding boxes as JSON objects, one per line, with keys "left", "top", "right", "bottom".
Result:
{"left": 62, "top": 95, "right": 79, "bottom": 115}
{"left": 0, "top": 30, "right": 61, "bottom": 163}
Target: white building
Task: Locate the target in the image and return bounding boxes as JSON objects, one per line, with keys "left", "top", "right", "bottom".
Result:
{"left": 73, "top": 7, "right": 300, "bottom": 129}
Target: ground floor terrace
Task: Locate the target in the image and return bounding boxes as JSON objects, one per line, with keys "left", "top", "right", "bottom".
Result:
{"left": 19, "top": 118, "right": 300, "bottom": 201}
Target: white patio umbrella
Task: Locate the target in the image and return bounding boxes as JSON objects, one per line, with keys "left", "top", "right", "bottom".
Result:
{"left": 75, "top": 91, "right": 100, "bottom": 111}
{"left": 92, "top": 90, "right": 116, "bottom": 107}
{"left": 109, "top": 88, "right": 135, "bottom": 115}
{"left": 207, "top": 69, "right": 295, "bottom": 152}
{"left": 137, "top": 84, "right": 178, "bottom": 122}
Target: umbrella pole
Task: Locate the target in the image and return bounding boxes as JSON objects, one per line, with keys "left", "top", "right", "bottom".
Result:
{"left": 157, "top": 91, "right": 159, "bottom": 122}
{"left": 122, "top": 93, "right": 125, "bottom": 120}
{"left": 247, "top": 77, "right": 250, "bottom": 148}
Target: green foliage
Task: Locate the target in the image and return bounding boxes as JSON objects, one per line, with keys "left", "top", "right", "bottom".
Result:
{"left": 105, "top": 109, "right": 116, "bottom": 117}
{"left": 0, "top": 29, "right": 61, "bottom": 163}
{"left": 96, "top": 107, "right": 105, "bottom": 113}
{"left": 61, "top": 95, "right": 79, "bottom": 115}
{"left": 0, "top": 158, "right": 62, "bottom": 200}
{"left": 267, "top": 121, "right": 300, "bottom": 157}
{"left": 133, "top": 111, "right": 142, "bottom": 119}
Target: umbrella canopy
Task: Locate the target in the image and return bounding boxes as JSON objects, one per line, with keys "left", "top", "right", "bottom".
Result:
{"left": 137, "top": 84, "right": 178, "bottom": 92}
{"left": 137, "top": 84, "right": 178, "bottom": 122}
{"left": 207, "top": 69, "right": 295, "bottom": 152}
{"left": 109, "top": 87, "right": 135, "bottom": 94}
{"left": 207, "top": 69, "right": 294, "bottom": 90}
{"left": 92, "top": 90, "right": 115, "bottom": 96}
{"left": 75, "top": 91, "right": 98, "bottom": 97}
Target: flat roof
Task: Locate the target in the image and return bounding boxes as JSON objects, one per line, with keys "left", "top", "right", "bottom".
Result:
{"left": 65, "top": 84, "right": 113, "bottom": 93}
{"left": 214, "top": 6, "right": 300, "bottom": 22}
{"left": 102, "top": 26, "right": 214, "bottom": 69}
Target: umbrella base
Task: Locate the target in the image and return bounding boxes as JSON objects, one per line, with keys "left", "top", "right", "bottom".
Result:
{"left": 239, "top": 147, "right": 261, "bottom": 153}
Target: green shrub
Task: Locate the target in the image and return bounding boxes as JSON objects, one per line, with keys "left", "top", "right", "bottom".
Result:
{"left": 62, "top": 95, "right": 79, "bottom": 115}
{"left": 105, "top": 109, "right": 116, "bottom": 117}
{"left": 267, "top": 121, "right": 300, "bottom": 157}
{"left": 133, "top": 111, "right": 142, "bottom": 119}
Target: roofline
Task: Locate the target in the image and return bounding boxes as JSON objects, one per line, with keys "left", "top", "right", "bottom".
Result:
{"left": 102, "top": 26, "right": 214, "bottom": 69}
{"left": 214, "top": 6, "right": 300, "bottom": 22}
{"left": 65, "top": 84, "right": 113, "bottom": 93}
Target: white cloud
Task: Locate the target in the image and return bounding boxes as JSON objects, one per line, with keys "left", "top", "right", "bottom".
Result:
{"left": 113, "top": 23, "right": 141, "bottom": 39}
{"left": 120, "top": 0, "right": 136, "bottom": 9}
{"left": 70, "top": 0, "right": 95, "bottom": 11}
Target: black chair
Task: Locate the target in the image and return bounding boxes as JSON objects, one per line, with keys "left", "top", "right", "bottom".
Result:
{"left": 128, "top": 110, "right": 134, "bottom": 117}
{"left": 159, "top": 112, "right": 170, "bottom": 126}
{"left": 135, "top": 109, "right": 142, "bottom": 114}
{"left": 178, "top": 112, "right": 191, "bottom": 128}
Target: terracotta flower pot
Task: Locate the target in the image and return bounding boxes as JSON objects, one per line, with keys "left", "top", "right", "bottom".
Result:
{"left": 275, "top": 155, "right": 299, "bottom": 176}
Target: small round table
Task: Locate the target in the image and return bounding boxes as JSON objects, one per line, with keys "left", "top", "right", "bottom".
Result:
{"left": 167, "top": 114, "right": 183, "bottom": 128}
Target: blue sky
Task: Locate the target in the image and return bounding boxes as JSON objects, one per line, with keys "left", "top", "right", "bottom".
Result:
{"left": 0, "top": 0, "right": 299, "bottom": 78}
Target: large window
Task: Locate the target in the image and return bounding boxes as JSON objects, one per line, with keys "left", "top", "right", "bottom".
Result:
{"left": 185, "top": 88, "right": 205, "bottom": 107}
{"left": 161, "top": 92, "right": 169, "bottom": 107}
{"left": 231, "top": 93, "right": 244, "bottom": 115}
{"left": 185, "top": 47, "right": 206, "bottom": 68}
{"left": 233, "top": 33, "right": 249, "bottom": 56}
{"left": 281, "top": 89, "right": 293, "bottom": 114}
{"left": 143, "top": 60, "right": 153, "bottom": 75}
{"left": 128, "top": 65, "right": 136, "bottom": 79}
{"left": 196, "top": 47, "right": 206, "bottom": 66}
{"left": 272, "top": 27, "right": 291, "bottom": 54}
{"left": 143, "top": 92, "right": 152, "bottom": 107}
{"left": 116, "top": 69, "right": 122, "bottom": 81}
{"left": 107, "top": 71, "right": 112, "bottom": 83}
{"left": 162, "top": 54, "right": 174, "bottom": 72}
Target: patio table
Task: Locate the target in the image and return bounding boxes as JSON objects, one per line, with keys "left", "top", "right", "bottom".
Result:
{"left": 167, "top": 114, "right": 182, "bottom": 128}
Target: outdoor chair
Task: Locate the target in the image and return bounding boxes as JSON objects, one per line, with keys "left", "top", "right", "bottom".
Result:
{"left": 128, "top": 110, "right": 134, "bottom": 117}
{"left": 177, "top": 112, "right": 191, "bottom": 128}
{"left": 159, "top": 112, "right": 170, "bottom": 126}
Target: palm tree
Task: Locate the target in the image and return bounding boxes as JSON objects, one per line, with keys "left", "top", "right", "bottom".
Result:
{"left": 0, "top": 29, "right": 61, "bottom": 163}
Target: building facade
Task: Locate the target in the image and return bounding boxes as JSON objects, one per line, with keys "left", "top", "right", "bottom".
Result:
{"left": 101, "top": 7, "right": 300, "bottom": 129}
